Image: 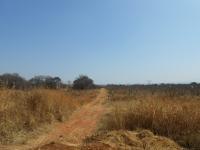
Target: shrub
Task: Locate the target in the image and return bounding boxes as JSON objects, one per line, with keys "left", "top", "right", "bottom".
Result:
{"left": 73, "top": 75, "right": 94, "bottom": 90}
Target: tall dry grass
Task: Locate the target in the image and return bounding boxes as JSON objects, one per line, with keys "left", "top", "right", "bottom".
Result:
{"left": 104, "top": 88, "right": 200, "bottom": 149}
{"left": 0, "top": 89, "right": 98, "bottom": 144}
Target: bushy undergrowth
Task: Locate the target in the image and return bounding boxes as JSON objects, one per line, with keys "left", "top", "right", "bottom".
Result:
{"left": 0, "top": 89, "right": 97, "bottom": 144}
{"left": 104, "top": 88, "right": 200, "bottom": 149}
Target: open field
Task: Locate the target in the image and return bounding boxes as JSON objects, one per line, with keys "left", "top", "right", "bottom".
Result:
{"left": 0, "top": 88, "right": 98, "bottom": 145}
{"left": 101, "top": 87, "right": 200, "bottom": 149}
{"left": 1, "top": 86, "right": 200, "bottom": 150}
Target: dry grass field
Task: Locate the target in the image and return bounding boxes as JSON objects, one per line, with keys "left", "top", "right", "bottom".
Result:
{"left": 0, "top": 88, "right": 98, "bottom": 144}
{"left": 102, "top": 87, "right": 200, "bottom": 149}
{"left": 1, "top": 86, "right": 200, "bottom": 150}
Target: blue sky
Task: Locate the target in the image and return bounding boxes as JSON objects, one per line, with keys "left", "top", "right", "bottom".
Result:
{"left": 1, "top": 0, "right": 200, "bottom": 84}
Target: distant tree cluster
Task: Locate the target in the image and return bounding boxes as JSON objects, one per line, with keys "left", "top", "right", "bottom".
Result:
{"left": 0, "top": 73, "right": 96, "bottom": 90}
{"left": 0, "top": 73, "right": 64, "bottom": 89}
{"left": 29, "top": 75, "right": 62, "bottom": 89}
{"left": 0, "top": 73, "right": 28, "bottom": 89}
{"left": 72, "top": 75, "right": 95, "bottom": 90}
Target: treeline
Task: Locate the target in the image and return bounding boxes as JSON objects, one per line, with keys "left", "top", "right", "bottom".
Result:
{"left": 0, "top": 73, "right": 66, "bottom": 89}
{"left": 0, "top": 73, "right": 97, "bottom": 90}
{"left": 107, "top": 82, "right": 200, "bottom": 97}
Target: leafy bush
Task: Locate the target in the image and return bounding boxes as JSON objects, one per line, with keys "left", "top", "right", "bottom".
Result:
{"left": 73, "top": 75, "right": 95, "bottom": 90}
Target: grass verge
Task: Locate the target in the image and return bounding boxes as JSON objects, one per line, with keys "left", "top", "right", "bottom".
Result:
{"left": 0, "top": 89, "right": 98, "bottom": 144}
{"left": 103, "top": 88, "right": 200, "bottom": 149}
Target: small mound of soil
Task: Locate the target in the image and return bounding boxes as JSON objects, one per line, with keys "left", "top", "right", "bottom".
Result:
{"left": 81, "top": 130, "right": 182, "bottom": 150}
{"left": 35, "top": 142, "right": 76, "bottom": 150}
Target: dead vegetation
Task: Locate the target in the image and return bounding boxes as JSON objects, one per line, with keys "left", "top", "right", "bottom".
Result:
{"left": 0, "top": 89, "right": 98, "bottom": 144}
{"left": 102, "top": 87, "right": 200, "bottom": 149}
{"left": 82, "top": 130, "right": 181, "bottom": 150}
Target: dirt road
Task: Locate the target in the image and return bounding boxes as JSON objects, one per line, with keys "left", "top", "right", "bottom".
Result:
{"left": 1, "top": 88, "right": 108, "bottom": 150}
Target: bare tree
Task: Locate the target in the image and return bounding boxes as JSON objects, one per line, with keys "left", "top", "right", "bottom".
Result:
{"left": 0, "top": 73, "right": 28, "bottom": 89}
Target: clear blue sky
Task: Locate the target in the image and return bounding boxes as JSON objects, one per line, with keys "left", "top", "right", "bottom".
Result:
{"left": 1, "top": 0, "right": 200, "bottom": 84}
